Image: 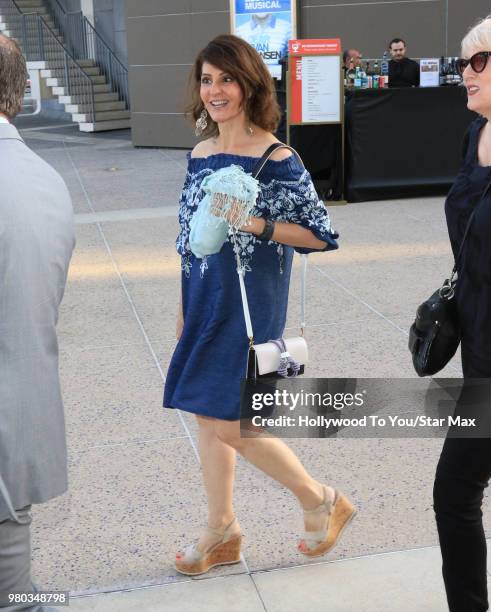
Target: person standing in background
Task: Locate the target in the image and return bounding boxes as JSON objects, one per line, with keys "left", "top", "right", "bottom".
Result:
{"left": 388, "top": 38, "right": 420, "bottom": 87}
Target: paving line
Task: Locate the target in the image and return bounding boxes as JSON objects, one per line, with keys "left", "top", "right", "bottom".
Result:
{"left": 314, "top": 264, "right": 461, "bottom": 374}
{"left": 72, "top": 539, "right": 491, "bottom": 601}
{"left": 284, "top": 317, "right": 377, "bottom": 331}
{"left": 160, "top": 148, "right": 189, "bottom": 172}
{"left": 248, "top": 573, "right": 271, "bottom": 612}
{"left": 250, "top": 543, "right": 444, "bottom": 574}
{"left": 60, "top": 341, "right": 150, "bottom": 353}
{"left": 60, "top": 336, "right": 177, "bottom": 353}
{"left": 314, "top": 265, "right": 410, "bottom": 336}
{"left": 62, "top": 141, "right": 198, "bottom": 458}
{"left": 18, "top": 122, "right": 76, "bottom": 131}
{"left": 402, "top": 210, "right": 449, "bottom": 233}
{"left": 75, "top": 207, "right": 178, "bottom": 225}
{"left": 71, "top": 435, "right": 194, "bottom": 454}
{"left": 63, "top": 141, "right": 253, "bottom": 577}
{"left": 245, "top": 539, "right": 491, "bottom": 576}
{"left": 70, "top": 569, "right": 252, "bottom": 600}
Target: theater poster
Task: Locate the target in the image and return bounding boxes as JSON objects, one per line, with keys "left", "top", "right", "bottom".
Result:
{"left": 231, "top": 0, "right": 297, "bottom": 79}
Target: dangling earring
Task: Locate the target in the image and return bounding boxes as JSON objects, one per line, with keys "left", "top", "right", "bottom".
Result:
{"left": 195, "top": 108, "right": 208, "bottom": 137}
{"left": 246, "top": 124, "right": 254, "bottom": 136}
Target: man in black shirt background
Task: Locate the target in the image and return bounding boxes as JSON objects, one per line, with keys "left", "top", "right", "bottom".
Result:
{"left": 388, "top": 38, "right": 420, "bottom": 87}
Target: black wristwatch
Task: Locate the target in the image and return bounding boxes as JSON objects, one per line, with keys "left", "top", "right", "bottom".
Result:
{"left": 257, "top": 218, "right": 275, "bottom": 241}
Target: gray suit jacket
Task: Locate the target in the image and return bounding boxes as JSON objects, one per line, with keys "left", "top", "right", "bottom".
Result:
{"left": 0, "top": 124, "right": 75, "bottom": 522}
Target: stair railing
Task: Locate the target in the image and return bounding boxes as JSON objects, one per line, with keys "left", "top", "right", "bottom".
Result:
{"left": 43, "top": 0, "right": 65, "bottom": 38}
{"left": 1, "top": 2, "right": 96, "bottom": 122}
{"left": 81, "top": 15, "right": 129, "bottom": 108}
{"left": 0, "top": 0, "right": 23, "bottom": 30}
{"left": 37, "top": 16, "right": 96, "bottom": 122}
{"left": 44, "top": 0, "right": 129, "bottom": 109}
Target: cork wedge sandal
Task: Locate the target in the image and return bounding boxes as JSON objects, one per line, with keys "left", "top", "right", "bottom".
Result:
{"left": 175, "top": 517, "right": 242, "bottom": 576}
{"left": 298, "top": 486, "right": 356, "bottom": 558}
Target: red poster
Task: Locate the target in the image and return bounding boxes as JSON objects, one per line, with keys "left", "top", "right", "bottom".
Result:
{"left": 290, "top": 56, "right": 302, "bottom": 123}
{"left": 289, "top": 39, "right": 341, "bottom": 56}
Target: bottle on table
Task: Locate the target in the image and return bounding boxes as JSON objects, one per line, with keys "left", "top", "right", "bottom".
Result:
{"left": 446, "top": 58, "right": 453, "bottom": 85}
{"left": 354, "top": 66, "right": 362, "bottom": 89}
{"left": 361, "top": 62, "right": 369, "bottom": 88}
{"left": 346, "top": 58, "right": 356, "bottom": 89}
{"left": 381, "top": 51, "right": 389, "bottom": 87}
{"left": 371, "top": 60, "right": 380, "bottom": 88}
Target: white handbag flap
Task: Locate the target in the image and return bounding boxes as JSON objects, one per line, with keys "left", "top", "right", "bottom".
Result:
{"left": 253, "top": 337, "right": 308, "bottom": 376}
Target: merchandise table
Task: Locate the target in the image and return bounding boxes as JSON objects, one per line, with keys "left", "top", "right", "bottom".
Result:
{"left": 345, "top": 86, "right": 477, "bottom": 202}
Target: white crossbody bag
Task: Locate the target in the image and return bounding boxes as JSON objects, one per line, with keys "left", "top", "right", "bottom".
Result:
{"left": 232, "top": 143, "right": 309, "bottom": 380}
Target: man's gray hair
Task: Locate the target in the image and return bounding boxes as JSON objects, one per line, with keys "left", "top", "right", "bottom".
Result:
{"left": 0, "top": 34, "right": 28, "bottom": 119}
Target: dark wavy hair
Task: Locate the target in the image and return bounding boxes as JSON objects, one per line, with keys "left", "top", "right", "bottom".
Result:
{"left": 186, "top": 34, "right": 282, "bottom": 138}
{"left": 0, "top": 35, "right": 28, "bottom": 120}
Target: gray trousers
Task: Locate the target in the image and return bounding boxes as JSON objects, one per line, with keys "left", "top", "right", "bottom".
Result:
{"left": 0, "top": 507, "right": 54, "bottom": 612}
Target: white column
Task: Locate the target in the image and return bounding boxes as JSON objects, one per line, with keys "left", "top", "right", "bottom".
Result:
{"left": 81, "top": 0, "right": 94, "bottom": 25}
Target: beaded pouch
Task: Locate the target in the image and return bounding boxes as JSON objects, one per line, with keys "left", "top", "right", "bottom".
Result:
{"left": 188, "top": 164, "right": 260, "bottom": 259}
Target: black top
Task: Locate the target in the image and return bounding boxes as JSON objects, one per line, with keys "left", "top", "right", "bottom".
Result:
{"left": 445, "top": 116, "right": 491, "bottom": 370}
{"left": 388, "top": 58, "right": 420, "bottom": 87}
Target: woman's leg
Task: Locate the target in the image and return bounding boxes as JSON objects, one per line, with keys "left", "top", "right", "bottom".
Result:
{"left": 213, "top": 420, "right": 334, "bottom": 535}
{"left": 193, "top": 415, "right": 241, "bottom": 553}
{"left": 433, "top": 435, "right": 491, "bottom": 612}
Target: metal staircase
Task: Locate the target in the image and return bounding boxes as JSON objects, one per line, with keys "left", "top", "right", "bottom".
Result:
{"left": 0, "top": 0, "right": 130, "bottom": 132}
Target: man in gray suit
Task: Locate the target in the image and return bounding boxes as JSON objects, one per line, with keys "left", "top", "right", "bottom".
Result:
{"left": 0, "top": 35, "right": 75, "bottom": 609}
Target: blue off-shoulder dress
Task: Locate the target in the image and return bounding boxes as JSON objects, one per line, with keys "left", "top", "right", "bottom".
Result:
{"left": 163, "top": 152, "right": 339, "bottom": 420}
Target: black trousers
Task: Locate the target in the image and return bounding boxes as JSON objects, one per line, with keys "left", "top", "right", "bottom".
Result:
{"left": 433, "top": 350, "right": 491, "bottom": 612}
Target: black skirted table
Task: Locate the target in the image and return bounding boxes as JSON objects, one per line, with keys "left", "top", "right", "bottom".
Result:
{"left": 345, "top": 86, "right": 477, "bottom": 203}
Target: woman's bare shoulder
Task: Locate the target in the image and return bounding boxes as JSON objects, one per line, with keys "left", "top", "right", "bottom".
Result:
{"left": 190, "top": 139, "right": 215, "bottom": 159}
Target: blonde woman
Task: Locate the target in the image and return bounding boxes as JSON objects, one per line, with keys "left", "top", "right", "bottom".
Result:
{"left": 433, "top": 16, "right": 491, "bottom": 612}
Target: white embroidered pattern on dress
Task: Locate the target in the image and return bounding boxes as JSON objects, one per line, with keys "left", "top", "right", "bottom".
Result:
{"left": 176, "top": 166, "right": 336, "bottom": 277}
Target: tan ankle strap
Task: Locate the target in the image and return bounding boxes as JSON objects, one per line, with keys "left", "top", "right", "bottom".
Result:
{"left": 206, "top": 517, "right": 237, "bottom": 537}
{"left": 303, "top": 488, "right": 338, "bottom": 515}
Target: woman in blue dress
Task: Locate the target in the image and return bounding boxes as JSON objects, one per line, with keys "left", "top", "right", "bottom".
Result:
{"left": 164, "top": 35, "right": 356, "bottom": 575}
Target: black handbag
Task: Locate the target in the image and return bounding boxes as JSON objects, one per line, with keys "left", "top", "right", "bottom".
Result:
{"left": 409, "top": 179, "right": 491, "bottom": 376}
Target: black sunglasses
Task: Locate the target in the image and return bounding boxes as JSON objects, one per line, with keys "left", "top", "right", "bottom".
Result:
{"left": 456, "top": 51, "right": 491, "bottom": 76}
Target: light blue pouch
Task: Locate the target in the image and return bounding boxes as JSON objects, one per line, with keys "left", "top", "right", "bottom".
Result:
{"left": 189, "top": 165, "right": 260, "bottom": 259}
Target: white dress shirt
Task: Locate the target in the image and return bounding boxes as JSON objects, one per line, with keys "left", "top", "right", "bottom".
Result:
{"left": 0, "top": 116, "right": 9, "bottom": 123}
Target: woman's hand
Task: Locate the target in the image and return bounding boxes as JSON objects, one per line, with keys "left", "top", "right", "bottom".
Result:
{"left": 211, "top": 196, "right": 250, "bottom": 228}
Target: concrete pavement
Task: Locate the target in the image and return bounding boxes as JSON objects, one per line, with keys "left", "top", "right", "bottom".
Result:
{"left": 13, "top": 115, "right": 490, "bottom": 611}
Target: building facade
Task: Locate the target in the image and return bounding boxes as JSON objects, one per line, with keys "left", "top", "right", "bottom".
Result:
{"left": 61, "top": 1, "right": 490, "bottom": 147}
